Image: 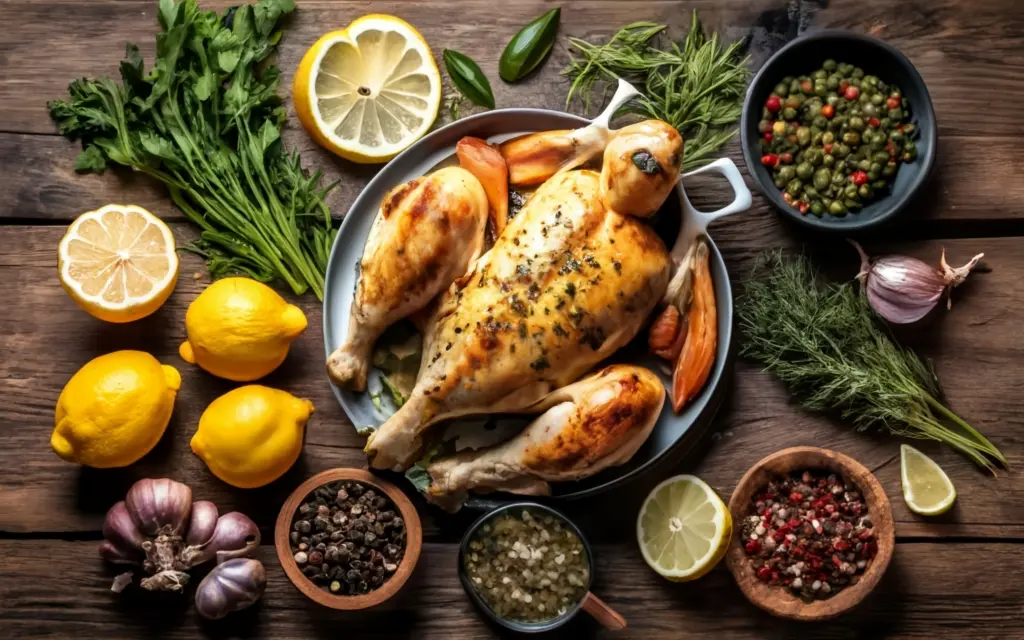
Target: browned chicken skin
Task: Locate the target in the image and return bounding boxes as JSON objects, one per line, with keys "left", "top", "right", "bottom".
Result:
{"left": 326, "top": 167, "right": 488, "bottom": 391}
{"left": 425, "top": 365, "right": 665, "bottom": 511}
{"left": 366, "top": 139, "right": 679, "bottom": 469}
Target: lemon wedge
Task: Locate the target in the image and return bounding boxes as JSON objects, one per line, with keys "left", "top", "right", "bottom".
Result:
{"left": 637, "top": 474, "right": 732, "bottom": 582}
{"left": 293, "top": 15, "right": 441, "bottom": 163}
{"left": 901, "top": 444, "right": 957, "bottom": 516}
{"left": 58, "top": 204, "right": 178, "bottom": 323}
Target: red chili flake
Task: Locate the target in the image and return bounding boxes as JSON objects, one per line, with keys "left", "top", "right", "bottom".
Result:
{"left": 858, "top": 528, "right": 873, "bottom": 540}
{"left": 763, "top": 132, "right": 774, "bottom": 142}
{"left": 868, "top": 117, "right": 881, "bottom": 128}
{"left": 851, "top": 171, "right": 869, "bottom": 186}
{"left": 886, "top": 96, "right": 901, "bottom": 110}
{"left": 820, "top": 104, "right": 835, "bottom": 119}
{"left": 766, "top": 96, "right": 782, "bottom": 113}
{"left": 844, "top": 85, "right": 860, "bottom": 100}
{"left": 757, "top": 566, "right": 772, "bottom": 582}
{"left": 789, "top": 491, "right": 803, "bottom": 502}
{"left": 761, "top": 154, "right": 779, "bottom": 168}
{"left": 801, "top": 80, "right": 813, "bottom": 93}
{"left": 773, "top": 530, "right": 786, "bottom": 543}
{"left": 745, "top": 539, "right": 761, "bottom": 554}
{"left": 797, "top": 201, "right": 809, "bottom": 215}
{"left": 834, "top": 539, "right": 851, "bottom": 552}
{"left": 823, "top": 143, "right": 833, "bottom": 154}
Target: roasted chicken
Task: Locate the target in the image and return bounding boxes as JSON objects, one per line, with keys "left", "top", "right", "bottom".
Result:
{"left": 327, "top": 166, "right": 488, "bottom": 391}
{"left": 365, "top": 120, "right": 684, "bottom": 470}
{"left": 425, "top": 365, "right": 664, "bottom": 511}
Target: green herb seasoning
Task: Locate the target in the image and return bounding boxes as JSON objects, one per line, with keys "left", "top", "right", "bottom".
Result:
{"left": 464, "top": 509, "right": 589, "bottom": 622}
{"left": 499, "top": 8, "right": 561, "bottom": 82}
{"left": 443, "top": 49, "right": 495, "bottom": 109}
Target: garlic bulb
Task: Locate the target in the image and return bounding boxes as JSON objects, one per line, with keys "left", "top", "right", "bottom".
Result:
{"left": 100, "top": 479, "right": 260, "bottom": 592}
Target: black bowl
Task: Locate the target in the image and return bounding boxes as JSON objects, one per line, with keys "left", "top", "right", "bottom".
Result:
{"left": 740, "top": 30, "right": 937, "bottom": 232}
{"left": 457, "top": 502, "right": 594, "bottom": 633}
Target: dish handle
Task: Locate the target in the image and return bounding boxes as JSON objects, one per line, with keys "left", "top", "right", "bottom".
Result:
{"left": 672, "top": 157, "right": 753, "bottom": 261}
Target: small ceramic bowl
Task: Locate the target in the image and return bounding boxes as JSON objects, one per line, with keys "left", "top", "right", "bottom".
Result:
{"left": 275, "top": 468, "right": 423, "bottom": 610}
{"left": 725, "top": 447, "right": 895, "bottom": 621}
{"left": 458, "top": 502, "right": 626, "bottom": 633}
{"left": 740, "top": 29, "right": 937, "bottom": 232}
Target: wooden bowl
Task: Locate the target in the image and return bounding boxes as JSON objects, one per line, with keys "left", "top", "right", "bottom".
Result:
{"left": 274, "top": 468, "right": 423, "bottom": 610}
{"left": 725, "top": 447, "right": 895, "bottom": 621}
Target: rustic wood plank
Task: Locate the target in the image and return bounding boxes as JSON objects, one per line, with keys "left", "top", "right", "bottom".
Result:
{"left": 6, "top": 130, "right": 1024, "bottom": 225}
{"left": 0, "top": 539, "right": 1021, "bottom": 638}
{"left": 1, "top": 225, "right": 1021, "bottom": 538}
{"left": 4, "top": 0, "right": 1024, "bottom": 139}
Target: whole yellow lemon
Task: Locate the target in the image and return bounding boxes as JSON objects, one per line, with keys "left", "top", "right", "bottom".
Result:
{"left": 179, "top": 278, "right": 307, "bottom": 382}
{"left": 51, "top": 351, "right": 181, "bottom": 468}
{"left": 191, "top": 385, "right": 314, "bottom": 489}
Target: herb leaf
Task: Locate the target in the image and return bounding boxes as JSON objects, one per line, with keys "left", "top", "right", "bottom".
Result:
{"left": 443, "top": 49, "right": 495, "bottom": 109}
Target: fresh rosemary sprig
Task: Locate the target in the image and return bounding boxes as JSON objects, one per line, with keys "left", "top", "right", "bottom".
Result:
{"left": 563, "top": 12, "right": 750, "bottom": 170}
{"left": 738, "top": 251, "right": 1006, "bottom": 471}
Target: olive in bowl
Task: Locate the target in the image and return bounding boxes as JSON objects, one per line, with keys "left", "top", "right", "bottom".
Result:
{"left": 740, "top": 30, "right": 936, "bottom": 232}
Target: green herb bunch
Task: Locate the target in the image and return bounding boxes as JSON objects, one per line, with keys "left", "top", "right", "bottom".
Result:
{"left": 738, "top": 251, "right": 1006, "bottom": 471}
{"left": 48, "top": 0, "right": 336, "bottom": 299}
{"left": 563, "top": 12, "right": 750, "bottom": 171}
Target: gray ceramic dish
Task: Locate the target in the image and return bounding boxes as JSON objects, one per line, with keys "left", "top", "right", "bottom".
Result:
{"left": 322, "top": 108, "right": 748, "bottom": 499}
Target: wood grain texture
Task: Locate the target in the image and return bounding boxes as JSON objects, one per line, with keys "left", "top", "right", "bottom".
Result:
{"left": 1, "top": 540, "right": 1022, "bottom": 639}
{"left": 1, "top": 225, "right": 1021, "bottom": 539}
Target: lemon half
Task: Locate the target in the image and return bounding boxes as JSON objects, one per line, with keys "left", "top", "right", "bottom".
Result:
{"left": 58, "top": 204, "right": 178, "bottom": 323}
{"left": 294, "top": 15, "right": 441, "bottom": 163}
{"left": 637, "top": 474, "right": 733, "bottom": 582}
{"left": 901, "top": 444, "right": 957, "bottom": 516}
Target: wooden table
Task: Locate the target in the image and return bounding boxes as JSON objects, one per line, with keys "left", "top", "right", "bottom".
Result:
{"left": 2, "top": 1, "right": 1023, "bottom": 637}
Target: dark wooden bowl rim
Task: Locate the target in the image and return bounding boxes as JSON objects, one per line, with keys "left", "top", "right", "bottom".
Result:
{"left": 725, "top": 446, "right": 895, "bottom": 621}
{"left": 274, "top": 468, "right": 423, "bottom": 610}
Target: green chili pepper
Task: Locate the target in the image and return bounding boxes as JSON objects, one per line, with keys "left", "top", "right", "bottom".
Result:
{"left": 499, "top": 8, "right": 560, "bottom": 82}
{"left": 443, "top": 49, "right": 495, "bottom": 109}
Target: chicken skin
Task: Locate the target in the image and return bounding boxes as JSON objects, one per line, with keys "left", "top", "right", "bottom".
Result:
{"left": 366, "top": 164, "right": 675, "bottom": 470}
{"left": 327, "top": 167, "right": 488, "bottom": 391}
{"left": 425, "top": 365, "right": 665, "bottom": 511}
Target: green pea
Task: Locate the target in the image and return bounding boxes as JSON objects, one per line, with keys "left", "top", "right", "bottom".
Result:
{"left": 811, "top": 201, "right": 825, "bottom": 216}
{"left": 811, "top": 131, "right": 824, "bottom": 146}
{"left": 849, "top": 106, "right": 862, "bottom": 117}
{"left": 803, "top": 186, "right": 819, "bottom": 199}
{"left": 777, "top": 165, "right": 796, "bottom": 182}
{"left": 832, "top": 170, "right": 847, "bottom": 186}
{"left": 870, "top": 93, "right": 884, "bottom": 106}
{"left": 857, "top": 184, "right": 872, "bottom": 199}
{"left": 821, "top": 131, "right": 835, "bottom": 145}
{"left": 848, "top": 116, "right": 866, "bottom": 131}
{"left": 835, "top": 144, "right": 851, "bottom": 159}
{"left": 867, "top": 168, "right": 880, "bottom": 181}
{"left": 851, "top": 67, "right": 865, "bottom": 79}
{"left": 890, "top": 130, "right": 905, "bottom": 143}
{"left": 888, "top": 108, "right": 904, "bottom": 120}
{"left": 790, "top": 79, "right": 802, "bottom": 95}
{"left": 872, "top": 151, "right": 889, "bottom": 164}
{"left": 812, "top": 167, "right": 832, "bottom": 190}
{"left": 829, "top": 200, "right": 847, "bottom": 215}
{"left": 812, "top": 69, "right": 828, "bottom": 80}
{"left": 796, "top": 162, "right": 814, "bottom": 179}
{"left": 877, "top": 81, "right": 889, "bottom": 94}
{"left": 872, "top": 179, "right": 887, "bottom": 190}
{"left": 826, "top": 94, "right": 841, "bottom": 107}
{"left": 786, "top": 179, "right": 804, "bottom": 196}
{"left": 862, "top": 102, "right": 878, "bottom": 117}
{"left": 838, "top": 62, "right": 853, "bottom": 75}
{"left": 844, "top": 184, "right": 859, "bottom": 199}
{"left": 782, "top": 75, "right": 795, "bottom": 85}
{"left": 842, "top": 131, "right": 861, "bottom": 145}
{"left": 783, "top": 107, "right": 798, "bottom": 120}
{"left": 805, "top": 149, "right": 823, "bottom": 165}
{"left": 903, "top": 140, "right": 917, "bottom": 154}
{"left": 795, "top": 126, "right": 811, "bottom": 145}
{"left": 903, "top": 149, "right": 917, "bottom": 162}
{"left": 823, "top": 153, "right": 835, "bottom": 167}
{"left": 882, "top": 162, "right": 897, "bottom": 177}
{"left": 774, "top": 175, "right": 788, "bottom": 188}
{"left": 857, "top": 159, "right": 872, "bottom": 172}
{"left": 774, "top": 83, "right": 789, "bottom": 97}
{"left": 822, "top": 59, "right": 837, "bottom": 72}
{"left": 814, "top": 82, "right": 828, "bottom": 97}
{"left": 903, "top": 123, "right": 917, "bottom": 135}
{"left": 826, "top": 76, "right": 840, "bottom": 90}
{"left": 845, "top": 198, "right": 862, "bottom": 211}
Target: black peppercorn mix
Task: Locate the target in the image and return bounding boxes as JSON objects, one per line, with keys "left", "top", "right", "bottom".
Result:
{"left": 740, "top": 470, "right": 876, "bottom": 601}
{"left": 289, "top": 480, "right": 405, "bottom": 595}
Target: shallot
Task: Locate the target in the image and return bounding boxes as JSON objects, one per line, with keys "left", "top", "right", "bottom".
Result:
{"left": 852, "top": 241, "right": 984, "bottom": 325}
{"left": 100, "top": 478, "right": 260, "bottom": 592}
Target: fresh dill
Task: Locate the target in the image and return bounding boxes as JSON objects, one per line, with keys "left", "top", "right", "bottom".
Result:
{"left": 563, "top": 12, "right": 750, "bottom": 170}
{"left": 737, "top": 251, "right": 1006, "bottom": 471}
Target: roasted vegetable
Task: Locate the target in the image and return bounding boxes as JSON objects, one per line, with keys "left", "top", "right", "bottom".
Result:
{"left": 457, "top": 137, "right": 510, "bottom": 238}
{"left": 671, "top": 240, "right": 716, "bottom": 412}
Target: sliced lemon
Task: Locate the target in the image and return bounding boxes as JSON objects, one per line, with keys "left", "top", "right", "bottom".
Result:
{"left": 901, "top": 444, "right": 957, "bottom": 516}
{"left": 637, "top": 474, "right": 732, "bottom": 582}
{"left": 58, "top": 204, "right": 178, "bottom": 323}
{"left": 293, "top": 15, "right": 442, "bottom": 163}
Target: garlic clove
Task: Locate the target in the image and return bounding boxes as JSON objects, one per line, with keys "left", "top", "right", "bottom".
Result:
{"left": 100, "top": 540, "right": 141, "bottom": 565}
{"left": 186, "top": 500, "right": 219, "bottom": 547}
{"left": 194, "top": 558, "right": 267, "bottom": 620}
{"left": 182, "top": 511, "right": 261, "bottom": 568}
{"left": 125, "top": 478, "right": 192, "bottom": 537}
{"left": 102, "top": 501, "right": 146, "bottom": 556}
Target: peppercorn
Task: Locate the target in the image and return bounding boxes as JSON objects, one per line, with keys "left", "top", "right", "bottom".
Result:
{"left": 290, "top": 479, "right": 406, "bottom": 596}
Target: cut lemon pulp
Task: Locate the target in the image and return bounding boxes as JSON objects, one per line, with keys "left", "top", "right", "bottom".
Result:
{"left": 637, "top": 474, "right": 732, "bottom": 582}
{"left": 58, "top": 204, "right": 178, "bottom": 323}
{"left": 901, "top": 444, "right": 957, "bottom": 516}
{"left": 293, "top": 15, "right": 442, "bottom": 163}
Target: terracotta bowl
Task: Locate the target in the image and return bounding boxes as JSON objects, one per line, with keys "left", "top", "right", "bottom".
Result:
{"left": 274, "top": 468, "right": 423, "bottom": 610}
{"left": 725, "top": 447, "right": 895, "bottom": 621}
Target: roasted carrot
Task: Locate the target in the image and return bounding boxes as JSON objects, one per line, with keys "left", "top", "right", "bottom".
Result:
{"left": 671, "top": 240, "right": 717, "bottom": 413}
{"left": 648, "top": 304, "right": 688, "bottom": 362}
{"left": 456, "top": 137, "right": 509, "bottom": 239}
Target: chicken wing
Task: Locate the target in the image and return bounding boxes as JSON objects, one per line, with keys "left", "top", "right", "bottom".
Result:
{"left": 425, "top": 365, "right": 665, "bottom": 511}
